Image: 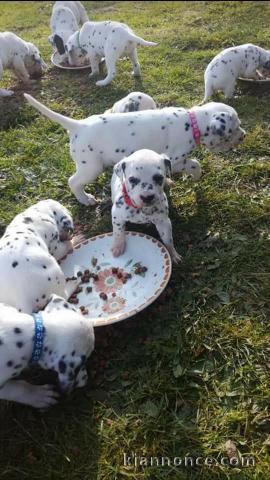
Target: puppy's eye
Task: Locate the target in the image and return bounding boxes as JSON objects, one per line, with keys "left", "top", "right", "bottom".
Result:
{"left": 153, "top": 174, "right": 164, "bottom": 185}
{"left": 129, "top": 177, "right": 140, "bottom": 186}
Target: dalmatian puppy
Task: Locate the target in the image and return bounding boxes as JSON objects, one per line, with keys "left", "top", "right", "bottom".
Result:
{"left": 105, "top": 92, "right": 157, "bottom": 114}
{"left": 0, "top": 32, "right": 47, "bottom": 97}
{"left": 203, "top": 43, "right": 270, "bottom": 102}
{"left": 0, "top": 199, "right": 81, "bottom": 314}
{"left": 0, "top": 295, "right": 95, "bottom": 408}
{"left": 111, "top": 149, "right": 181, "bottom": 263}
{"left": 64, "top": 20, "right": 157, "bottom": 84}
{"left": 49, "top": 1, "right": 89, "bottom": 58}
{"left": 24, "top": 94, "right": 246, "bottom": 206}
{"left": 54, "top": 1, "right": 89, "bottom": 24}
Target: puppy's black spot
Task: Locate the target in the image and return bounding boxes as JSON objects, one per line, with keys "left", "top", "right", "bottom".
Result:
{"left": 12, "top": 261, "right": 18, "bottom": 268}
{"left": 7, "top": 361, "right": 13, "bottom": 367}
{"left": 59, "top": 360, "right": 66, "bottom": 374}
{"left": 14, "top": 328, "right": 22, "bottom": 334}
{"left": 16, "top": 342, "right": 23, "bottom": 348}
{"left": 153, "top": 174, "right": 164, "bottom": 185}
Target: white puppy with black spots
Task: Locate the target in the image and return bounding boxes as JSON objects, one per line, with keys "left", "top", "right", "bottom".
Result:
{"left": 49, "top": 1, "right": 89, "bottom": 59}
{"left": 105, "top": 91, "right": 156, "bottom": 114}
{"left": 64, "top": 20, "right": 157, "bottom": 84}
{"left": 24, "top": 94, "right": 246, "bottom": 206}
{"left": 0, "top": 295, "right": 95, "bottom": 408}
{"left": 0, "top": 199, "right": 81, "bottom": 314}
{"left": 203, "top": 43, "right": 270, "bottom": 102}
{"left": 0, "top": 32, "right": 47, "bottom": 97}
{"left": 111, "top": 149, "right": 181, "bottom": 263}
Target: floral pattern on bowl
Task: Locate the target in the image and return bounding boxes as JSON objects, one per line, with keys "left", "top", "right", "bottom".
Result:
{"left": 60, "top": 232, "right": 172, "bottom": 327}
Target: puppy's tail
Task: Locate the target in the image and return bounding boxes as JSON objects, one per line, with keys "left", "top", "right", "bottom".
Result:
{"left": 127, "top": 32, "right": 157, "bottom": 47}
{"left": 24, "top": 94, "right": 79, "bottom": 131}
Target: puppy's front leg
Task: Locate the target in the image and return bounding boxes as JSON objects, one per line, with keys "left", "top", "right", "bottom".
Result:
{"left": 111, "top": 206, "right": 126, "bottom": 257}
{"left": 0, "top": 380, "right": 59, "bottom": 408}
{"left": 155, "top": 217, "right": 182, "bottom": 263}
{"left": 13, "top": 57, "right": 31, "bottom": 83}
{"left": 88, "top": 54, "right": 101, "bottom": 78}
{"left": 0, "top": 59, "right": 14, "bottom": 96}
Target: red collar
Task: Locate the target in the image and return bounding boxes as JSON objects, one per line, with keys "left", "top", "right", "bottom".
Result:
{"left": 122, "top": 183, "right": 140, "bottom": 209}
{"left": 188, "top": 111, "right": 201, "bottom": 145}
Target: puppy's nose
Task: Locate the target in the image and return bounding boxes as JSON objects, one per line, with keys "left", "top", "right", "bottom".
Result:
{"left": 140, "top": 194, "right": 155, "bottom": 204}
{"left": 63, "top": 221, "right": 73, "bottom": 234}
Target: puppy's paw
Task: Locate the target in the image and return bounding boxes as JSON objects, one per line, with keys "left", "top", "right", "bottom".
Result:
{"left": 80, "top": 194, "right": 98, "bottom": 206}
{"left": 171, "top": 249, "right": 183, "bottom": 264}
{"left": 96, "top": 79, "right": 110, "bottom": 87}
{"left": 165, "top": 178, "right": 175, "bottom": 188}
{"left": 27, "top": 384, "right": 59, "bottom": 409}
{"left": 0, "top": 88, "right": 14, "bottom": 97}
{"left": 71, "top": 233, "right": 86, "bottom": 247}
{"left": 111, "top": 239, "right": 126, "bottom": 257}
{"left": 65, "top": 278, "right": 81, "bottom": 297}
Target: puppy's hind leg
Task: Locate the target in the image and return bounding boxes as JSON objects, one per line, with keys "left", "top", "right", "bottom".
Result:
{"left": 129, "top": 47, "right": 141, "bottom": 76}
{"left": 68, "top": 171, "right": 97, "bottom": 206}
{"left": 68, "top": 160, "right": 104, "bottom": 206}
{"left": 200, "top": 77, "right": 214, "bottom": 105}
{"left": 224, "top": 80, "right": 236, "bottom": 99}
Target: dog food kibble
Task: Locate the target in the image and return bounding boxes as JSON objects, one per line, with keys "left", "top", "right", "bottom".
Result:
{"left": 75, "top": 286, "right": 82, "bottom": 294}
{"left": 77, "top": 271, "right": 83, "bottom": 277}
{"left": 81, "top": 276, "right": 89, "bottom": 284}
{"left": 112, "top": 267, "right": 118, "bottom": 274}
{"left": 93, "top": 274, "right": 99, "bottom": 281}
{"left": 66, "top": 276, "right": 77, "bottom": 282}
{"left": 80, "top": 306, "right": 85, "bottom": 312}
{"left": 91, "top": 257, "right": 98, "bottom": 267}
{"left": 99, "top": 292, "right": 107, "bottom": 301}
{"left": 134, "top": 263, "right": 148, "bottom": 275}
{"left": 86, "top": 286, "right": 92, "bottom": 293}
{"left": 69, "top": 298, "right": 79, "bottom": 304}
{"left": 82, "top": 309, "right": 89, "bottom": 315}
{"left": 117, "top": 272, "right": 123, "bottom": 279}
{"left": 84, "top": 269, "right": 90, "bottom": 275}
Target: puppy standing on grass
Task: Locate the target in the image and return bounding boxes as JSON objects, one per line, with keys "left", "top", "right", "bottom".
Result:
{"left": 64, "top": 20, "right": 157, "bottom": 85}
{"left": 203, "top": 43, "right": 270, "bottom": 101}
{"left": 24, "top": 93, "right": 246, "bottom": 207}
{"left": 0, "top": 199, "right": 81, "bottom": 314}
{"left": 0, "top": 32, "right": 47, "bottom": 97}
{"left": 0, "top": 295, "right": 95, "bottom": 408}
{"left": 49, "top": 1, "right": 89, "bottom": 59}
{"left": 111, "top": 149, "right": 181, "bottom": 263}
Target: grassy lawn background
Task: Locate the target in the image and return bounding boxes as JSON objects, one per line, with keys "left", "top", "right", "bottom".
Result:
{"left": 0, "top": 1, "right": 269, "bottom": 479}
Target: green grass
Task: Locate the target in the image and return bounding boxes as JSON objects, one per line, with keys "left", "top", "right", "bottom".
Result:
{"left": 0, "top": 1, "right": 270, "bottom": 479}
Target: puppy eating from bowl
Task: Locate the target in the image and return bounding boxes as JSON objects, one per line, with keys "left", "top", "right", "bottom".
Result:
{"left": 111, "top": 149, "right": 181, "bottom": 263}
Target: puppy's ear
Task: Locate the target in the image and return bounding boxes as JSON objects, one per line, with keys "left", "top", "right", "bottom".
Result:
{"left": 44, "top": 294, "right": 63, "bottom": 312}
{"left": 113, "top": 159, "right": 126, "bottom": 181}
{"left": 162, "top": 155, "right": 172, "bottom": 178}
{"left": 210, "top": 114, "right": 227, "bottom": 137}
{"left": 54, "top": 34, "right": 65, "bottom": 55}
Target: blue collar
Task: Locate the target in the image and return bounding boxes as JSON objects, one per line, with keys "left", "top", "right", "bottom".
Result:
{"left": 31, "top": 313, "right": 44, "bottom": 364}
